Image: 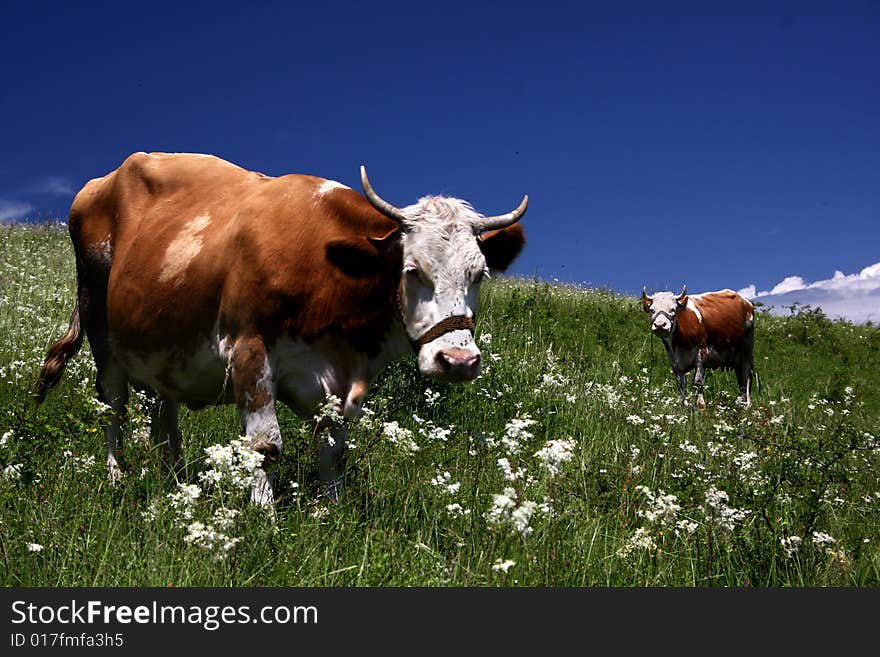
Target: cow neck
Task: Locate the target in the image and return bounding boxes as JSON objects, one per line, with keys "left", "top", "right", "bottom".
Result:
{"left": 394, "top": 278, "right": 476, "bottom": 354}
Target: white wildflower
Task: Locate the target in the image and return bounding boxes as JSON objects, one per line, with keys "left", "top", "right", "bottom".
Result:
{"left": 430, "top": 470, "right": 461, "bottom": 495}
{"left": 635, "top": 485, "right": 680, "bottom": 526}
{"left": 200, "top": 437, "right": 265, "bottom": 491}
{"left": 780, "top": 535, "right": 802, "bottom": 558}
{"left": 811, "top": 532, "right": 837, "bottom": 548}
{"left": 381, "top": 421, "right": 420, "bottom": 453}
{"left": 446, "top": 503, "right": 471, "bottom": 518}
{"left": 702, "top": 487, "right": 750, "bottom": 532}
{"left": 496, "top": 457, "right": 522, "bottom": 482}
{"left": 619, "top": 527, "right": 657, "bottom": 556}
{"left": 533, "top": 438, "right": 575, "bottom": 476}
{"left": 503, "top": 415, "right": 537, "bottom": 452}
{"left": 424, "top": 388, "right": 440, "bottom": 406}
{"left": 27, "top": 543, "right": 44, "bottom": 553}
{"left": 313, "top": 394, "right": 343, "bottom": 425}
{"left": 491, "top": 558, "right": 516, "bottom": 573}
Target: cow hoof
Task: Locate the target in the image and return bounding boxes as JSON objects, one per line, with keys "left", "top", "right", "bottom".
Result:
{"left": 107, "top": 464, "right": 124, "bottom": 484}
{"left": 318, "top": 478, "right": 343, "bottom": 504}
{"left": 250, "top": 439, "right": 281, "bottom": 464}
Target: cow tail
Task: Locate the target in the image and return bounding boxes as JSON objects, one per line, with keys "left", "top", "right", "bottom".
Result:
{"left": 34, "top": 300, "right": 84, "bottom": 403}
{"left": 751, "top": 368, "right": 761, "bottom": 395}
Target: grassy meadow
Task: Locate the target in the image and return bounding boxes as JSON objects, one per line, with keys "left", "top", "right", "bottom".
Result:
{"left": 1, "top": 223, "right": 879, "bottom": 586}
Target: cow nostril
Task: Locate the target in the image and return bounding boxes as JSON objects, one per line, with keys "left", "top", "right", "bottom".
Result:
{"left": 436, "top": 350, "right": 480, "bottom": 371}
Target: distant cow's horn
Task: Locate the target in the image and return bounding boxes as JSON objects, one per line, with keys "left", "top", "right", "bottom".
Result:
{"left": 361, "top": 166, "right": 409, "bottom": 226}
{"left": 475, "top": 195, "right": 529, "bottom": 233}
{"left": 677, "top": 285, "right": 688, "bottom": 302}
{"left": 642, "top": 286, "right": 652, "bottom": 303}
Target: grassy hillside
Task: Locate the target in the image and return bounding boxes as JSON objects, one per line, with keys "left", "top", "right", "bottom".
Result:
{"left": 1, "top": 223, "right": 878, "bottom": 586}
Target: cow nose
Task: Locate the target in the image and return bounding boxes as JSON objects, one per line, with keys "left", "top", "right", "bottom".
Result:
{"left": 435, "top": 349, "right": 481, "bottom": 381}
{"left": 652, "top": 321, "right": 670, "bottom": 336}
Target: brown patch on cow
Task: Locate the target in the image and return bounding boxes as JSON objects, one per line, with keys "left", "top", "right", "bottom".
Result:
{"left": 670, "top": 305, "right": 705, "bottom": 350}
{"left": 231, "top": 337, "right": 273, "bottom": 413}
{"left": 670, "top": 291, "right": 753, "bottom": 350}
{"left": 478, "top": 224, "right": 526, "bottom": 272}
{"left": 691, "top": 291, "right": 752, "bottom": 344}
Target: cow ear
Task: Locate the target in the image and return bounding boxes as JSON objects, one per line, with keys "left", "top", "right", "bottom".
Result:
{"left": 478, "top": 224, "right": 525, "bottom": 272}
{"left": 326, "top": 238, "right": 387, "bottom": 278}
{"left": 367, "top": 227, "right": 401, "bottom": 254}
{"left": 642, "top": 297, "right": 652, "bottom": 313}
{"left": 677, "top": 294, "right": 689, "bottom": 308}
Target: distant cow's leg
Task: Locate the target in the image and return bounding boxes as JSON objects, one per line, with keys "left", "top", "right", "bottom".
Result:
{"left": 674, "top": 370, "right": 688, "bottom": 407}
{"left": 149, "top": 396, "right": 183, "bottom": 475}
{"left": 231, "top": 337, "right": 281, "bottom": 506}
{"left": 737, "top": 321, "right": 755, "bottom": 406}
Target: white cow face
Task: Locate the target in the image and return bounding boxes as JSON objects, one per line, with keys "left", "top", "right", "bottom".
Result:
{"left": 642, "top": 287, "right": 688, "bottom": 338}
{"left": 360, "top": 167, "right": 527, "bottom": 383}
{"left": 399, "top": 205, "right": 489, "bottom": 381}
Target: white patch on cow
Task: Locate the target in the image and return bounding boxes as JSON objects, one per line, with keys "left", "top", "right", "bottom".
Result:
{"left": 116, "top": 327, "right": 234, "bottom": 405}
{"left": 270, "top": 334, "right": 407, "bottom": 420}
{"left": 158, "top": 213, "right": 212, "bottom": 284}
{"left": 316, "top": 179, "right": 351, "bottom": 196}
{"left": 686, "top": 297, "right": 703, "bottom": 323}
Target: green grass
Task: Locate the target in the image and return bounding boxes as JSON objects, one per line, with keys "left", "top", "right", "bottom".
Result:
{"left": 1, "top": 223, "right": 879, "bottom": 586}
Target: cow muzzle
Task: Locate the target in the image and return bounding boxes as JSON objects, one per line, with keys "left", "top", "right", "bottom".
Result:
{"left": 433, "top": 348, "right": 481, "bottom": 382}
{"left": 413, "top": 317, "right": 482, "bottom": 382}
{"left": 651, "top": 323, "right": 672, "bottom": 337}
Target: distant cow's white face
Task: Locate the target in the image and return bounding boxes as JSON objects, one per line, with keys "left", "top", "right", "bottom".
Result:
{"left": 399, "top": 198, "right": 490, "bottom": 382}
{"left": 643, "top": 290, "right": 685, "bottom": 338}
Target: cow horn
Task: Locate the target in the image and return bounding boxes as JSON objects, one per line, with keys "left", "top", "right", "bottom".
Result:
{"left": 677, "top": 285, "right": 688, "bottom": 302}
{"left": 642, "top": 286, "right": 652, "bottom": 303}
{"left": 475, "top": 195, "right": 529, "bottom": 233}
{"left": 360, "top": 166, "right": 409, "bottom": 226}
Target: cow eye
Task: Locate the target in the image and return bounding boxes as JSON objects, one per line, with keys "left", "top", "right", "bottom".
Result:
{"left": 474, "top": 268, "right": 490, "bottom": 284}
{"left": 403, "top": 263, "right": 433, "bottom": 287}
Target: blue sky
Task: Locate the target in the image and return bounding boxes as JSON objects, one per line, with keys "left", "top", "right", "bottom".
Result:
{"left": 2, "top": 1, "right": 878, "bottom": 321}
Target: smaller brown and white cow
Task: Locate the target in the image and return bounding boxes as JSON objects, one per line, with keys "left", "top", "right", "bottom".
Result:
{"left": 642, "top": 286, "right": 755, "bottom": 409}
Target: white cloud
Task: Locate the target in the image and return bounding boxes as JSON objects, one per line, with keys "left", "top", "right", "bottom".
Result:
{"left": 768, "top": 275, "right": 807, "bottom": 296}
{"left": 0, "top": 200, "right": 34, "bottom": 222}
{"left": 739, "top": 263, "right": 880, "bottom": 324}
{"left": 736, "top": 284, "right": 756, "bottom": 299}
{"left": 29, "top": 176, "right": 75, "bottom": 196}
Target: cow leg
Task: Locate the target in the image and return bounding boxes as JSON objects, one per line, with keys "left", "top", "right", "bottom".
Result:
{"left": 674, "top": 370, "right": 688, "bottom": 407}
{"left": 231, "top": 337, "right": 281, "bottom": 506}
{"left": 737, "top": 320, "right": 755, "bottom": 406}
{"left": 95, "top": 362, "right": 129, "bottom": 482}
{"left": 736, "top": 361, "right": 752, "bottom": 407}
{"left": 149, "top": 396, "right": 183, "bottom": 475}
{"left": 316, "top": 414, "right": 348, "bottom": 502}
{"left": 77, "top": 266, "right": 130, "bottom": 481}
{"left": 694, "top": 350, "right": 707, "bottom": 410}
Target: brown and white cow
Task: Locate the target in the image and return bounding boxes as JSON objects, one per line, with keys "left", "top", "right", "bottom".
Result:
{"left": 641, "top": 286, "right": 755, "bottom": 409}
{"left": 35, "top": 152, "right": 527, "bottom": 503}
